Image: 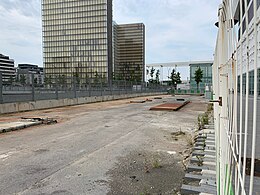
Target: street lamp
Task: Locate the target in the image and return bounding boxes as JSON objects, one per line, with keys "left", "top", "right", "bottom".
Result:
{"left": 160, "top": 65, "right": 163, "bottom": 84}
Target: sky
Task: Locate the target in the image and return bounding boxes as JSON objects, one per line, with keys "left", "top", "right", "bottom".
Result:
{"left": 0, "top": 0, "right": 221, "bottom": 80}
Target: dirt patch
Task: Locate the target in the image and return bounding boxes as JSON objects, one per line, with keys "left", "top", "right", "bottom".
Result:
{"left": 0, "top": 95, "right": 170, "bottom": 124}
{"left": 107, "top": 150, "right": 184, "bottom": 195}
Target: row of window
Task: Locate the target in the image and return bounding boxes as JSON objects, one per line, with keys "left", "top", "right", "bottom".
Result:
{"left": 43, "top": 25, "right": 107, "bottom": 32}
{"left": 43, "top": 14, "right": 107, "bottom": 22}
{"left": 42, "top": 5, "right": 107, "bottom": 15}
{"left": 190, "top": 66, "right": 213, "bottom": 77}
{"left": 239, "top": 0, "right": 260, "bottom": 37}
{"left": 45, "top": 63, "right": 108, "bottom": 69}
{"left": 43, "top": 0, "right": 107, "bottom": 4}
{"left": 44, "top": 45, "right": 107, "bottom": 52}
{"left": 44, "top": 45, "right": 108, "bottom": 52}
{"left": 45, "top": 70, "right": 108, "bottom": 77}
{"left": 43, "top": 29, "right": 107, "bottom": 36}
{"left": 44, "top": 54, "right": 108, "bottom": 61}
{"left": 237, "top": 69, "right": 260, "bottom": 95}
{"left": 43, "top": 39, "right": 107, "bottom": 47}
{"left": 44, "top": 33, "right": 107, "bottom": 41}
{"left": 43, "top": 8, "right": 107, "bottom": 17}
{"left": 43, "top": 1, "right": 107, "bottom": 7}
{"left": 43, "top": 18, "right": 107, "bottom": 28}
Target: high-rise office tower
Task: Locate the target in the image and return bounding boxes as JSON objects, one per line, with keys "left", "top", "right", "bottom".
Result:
{"left": 114, "top": 23, "right": 145, "bottom": 82}
{"left": 42, "top": 0, "right": 113, "bottom": 84}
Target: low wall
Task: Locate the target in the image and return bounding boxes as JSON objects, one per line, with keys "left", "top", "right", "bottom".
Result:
{"left": 0, "top": 92, "right": 165, "bottom": 114}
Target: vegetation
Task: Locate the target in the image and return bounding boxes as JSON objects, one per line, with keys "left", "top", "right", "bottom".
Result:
{"left": 196, "top": 155, "right": 203, "bottom": 166}
{"left": 150, "top": 67, "right": 155, "bottom": 80}
{"left": 152, "top": 159, "right": 162, "bottom": 169}
{"left": 168, "top": 69, "right": 182, "bottom": 89}
{"left": 94, "top": 71, "right": 99, "bottom": 84}
{"left": 34, "top": 78, "right": 38, "bottom": 85}
{"left": 198, "top": 111, "right": 210, "bottom": 130}
{"left": 57, "top": 75, "right": 66, "bottom": 88}
{"left": 44, "top": 75, "right": 53, "bottom": 86}
{"left": 73, "top": 72, "right": 80, "bottom": 85}
{"left": 207, "top": 103, "right": 213, "bottom": 112}
{"left": 20, "top": 75, "right": 26, "bottom": 85}
{"left": 194, "top": 67, "right": 203, "bottom": 90}
{"left": 155, "top": 70, "right": 160, "bottom": 84}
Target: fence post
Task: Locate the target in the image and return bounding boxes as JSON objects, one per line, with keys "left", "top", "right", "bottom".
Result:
{"left": 100, "top": 79, "right": 103, "bottom": 96}
{"left": 118, "top": 80, "right": 120, "bottom": 95}
{"left": 73, "top": 77, "right": 77, "bottom": 98}
{"left": 124, "top": 80, "right": 127, "bottom": 94}
{"left": 55, "top": 77, "right": 58, "bottom": 100}
{"left": 0, "top": 73, "right": 3, "bottom": 103}
{"left": 89, "top": 81, "right": 91, "bottom": 97}
{"left": 110, "top": 80, "right": 113, "bottom": 95}
{"left": 130, "top": 81, "right": 134, "bottom": 94}
{"left": 32, "top": 73, "right": 35, "bottom": 101}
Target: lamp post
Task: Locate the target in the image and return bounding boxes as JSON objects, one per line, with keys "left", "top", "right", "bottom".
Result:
{"left": 160, "top": 65, "right": 163, "bottom": 85}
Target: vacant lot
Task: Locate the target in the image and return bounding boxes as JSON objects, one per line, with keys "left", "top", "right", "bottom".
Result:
{"left": 0, "top": 95, "right": 207, "bottom": 195}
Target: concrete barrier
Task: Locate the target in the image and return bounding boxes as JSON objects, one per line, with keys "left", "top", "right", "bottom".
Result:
{"left": 0, "top": 92, "right": 165, "bottom": 114}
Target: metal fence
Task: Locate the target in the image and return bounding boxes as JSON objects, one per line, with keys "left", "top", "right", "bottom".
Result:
{"left": 213, "top": 0, "right": 259, "bottom": 194}
{"left": 0, "top": 73, "right": 167, "bottom": 104}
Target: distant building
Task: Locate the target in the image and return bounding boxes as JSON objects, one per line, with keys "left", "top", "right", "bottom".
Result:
{"left": 42, "top": 0, "right": 113, "bottom": 84}
{"left": 114, "top": 23, "right": 145, "bottom": 82}
{"left": 17, "top": 64, "right": 44, "bottom": 85}
{"left": 189, "top": 62, "right": 213, "bottom": 90}
{"left": 42, "top": 0, "right": 145, "bottom": 85}
{"left": 0, "top": 53, "right": 15, "bottom": 83}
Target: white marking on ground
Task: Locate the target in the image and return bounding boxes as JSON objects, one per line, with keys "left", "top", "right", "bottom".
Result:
{"left": 0, "top": 151, "right": 17, "bottom": 161}
{"left": 156, "top": 150, "right": 177, "bottom": 155}
{"left": 167, "top": 151, "right": 177, "bottom": 155}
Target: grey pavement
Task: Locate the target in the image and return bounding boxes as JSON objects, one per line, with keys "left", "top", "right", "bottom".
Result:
{"left": 0, "top": 96, "right": 207, "bottom": 195}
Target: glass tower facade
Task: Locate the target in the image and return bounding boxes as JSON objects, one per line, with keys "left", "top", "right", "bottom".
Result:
{"left": 42, "top": 0, "right": 113, "bottom": 84}
{"left": 114, "top": 23, "right": 145, "bottom": 82}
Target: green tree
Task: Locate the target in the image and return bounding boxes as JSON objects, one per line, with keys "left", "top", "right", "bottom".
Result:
{"left": 73, "top": 72, "right": 80, "bottom": 85}
{"left": 44, "top": 75, "right": 53, "bottom": 87}
{"left": 176, "top": 72, "right": 182, "bottom": 84}
{"left": 169, "top": 69, "right": 176, "bottom": 88}
{"left": 155, "top": 70, "right": 160, "bottom": 84}
{"left": 168, "top": 69, "right": 182, "bottom": 89}
{"left": 194, "top": 67, "right": 203, "bottom": 90}
{"left": 58, "top": 75, "right": 66, "bottom": 88}
{"left": 34, "top": 77, "right": 38, "bottom": 86}
{"left": 148, "top": 67, "right": 156, "bottom": 84}
{"left": 150, "top": 67, "right": 155, "bottom": 80}
{"left": 146, "top": 69, "right": 149, "bottom": 76}
{"left": 20, "top": 75, "right": 26, "bottom": 85}
{"left": 94, "top": 71, "right": 99, "bottom": 84}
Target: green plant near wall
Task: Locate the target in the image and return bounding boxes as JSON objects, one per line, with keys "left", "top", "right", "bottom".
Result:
{"left": 203, "top": 113, "right": 209, "bottom": 125}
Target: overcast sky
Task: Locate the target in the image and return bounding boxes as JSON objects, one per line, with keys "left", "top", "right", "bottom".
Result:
{"left": 0, "top": 0, "right": 220, "bottom": 74}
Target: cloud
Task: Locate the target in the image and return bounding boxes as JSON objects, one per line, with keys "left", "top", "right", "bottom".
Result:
{"left": 0, "top": 0, "right": 42, "bottom": 65}
{"left": 114, "top": 0, "right": 220, "bottom": 64}
{"left": 0, "top": 0, "right": 221, "bottom": 68}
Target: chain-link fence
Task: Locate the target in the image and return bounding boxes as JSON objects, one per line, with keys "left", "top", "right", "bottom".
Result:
{"left": 0, "top": 73, "right": 167, "bottom": 104}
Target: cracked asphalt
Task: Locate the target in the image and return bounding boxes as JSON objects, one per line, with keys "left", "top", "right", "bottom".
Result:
{"left": 0, "top": 95, "right": 207, "bottom": 195}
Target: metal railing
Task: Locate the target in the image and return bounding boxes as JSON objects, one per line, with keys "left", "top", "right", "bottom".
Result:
{"left": 0, "top": 74, "right": 167, "bottom": 104}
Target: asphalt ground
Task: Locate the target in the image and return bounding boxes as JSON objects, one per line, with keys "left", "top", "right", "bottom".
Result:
{"left": 0, "top": 95, "right": 208, "bottom": 195}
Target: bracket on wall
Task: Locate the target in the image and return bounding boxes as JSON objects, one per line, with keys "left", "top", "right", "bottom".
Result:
{"left": 210, "top": 97, "right": 222, "bottom": 106}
